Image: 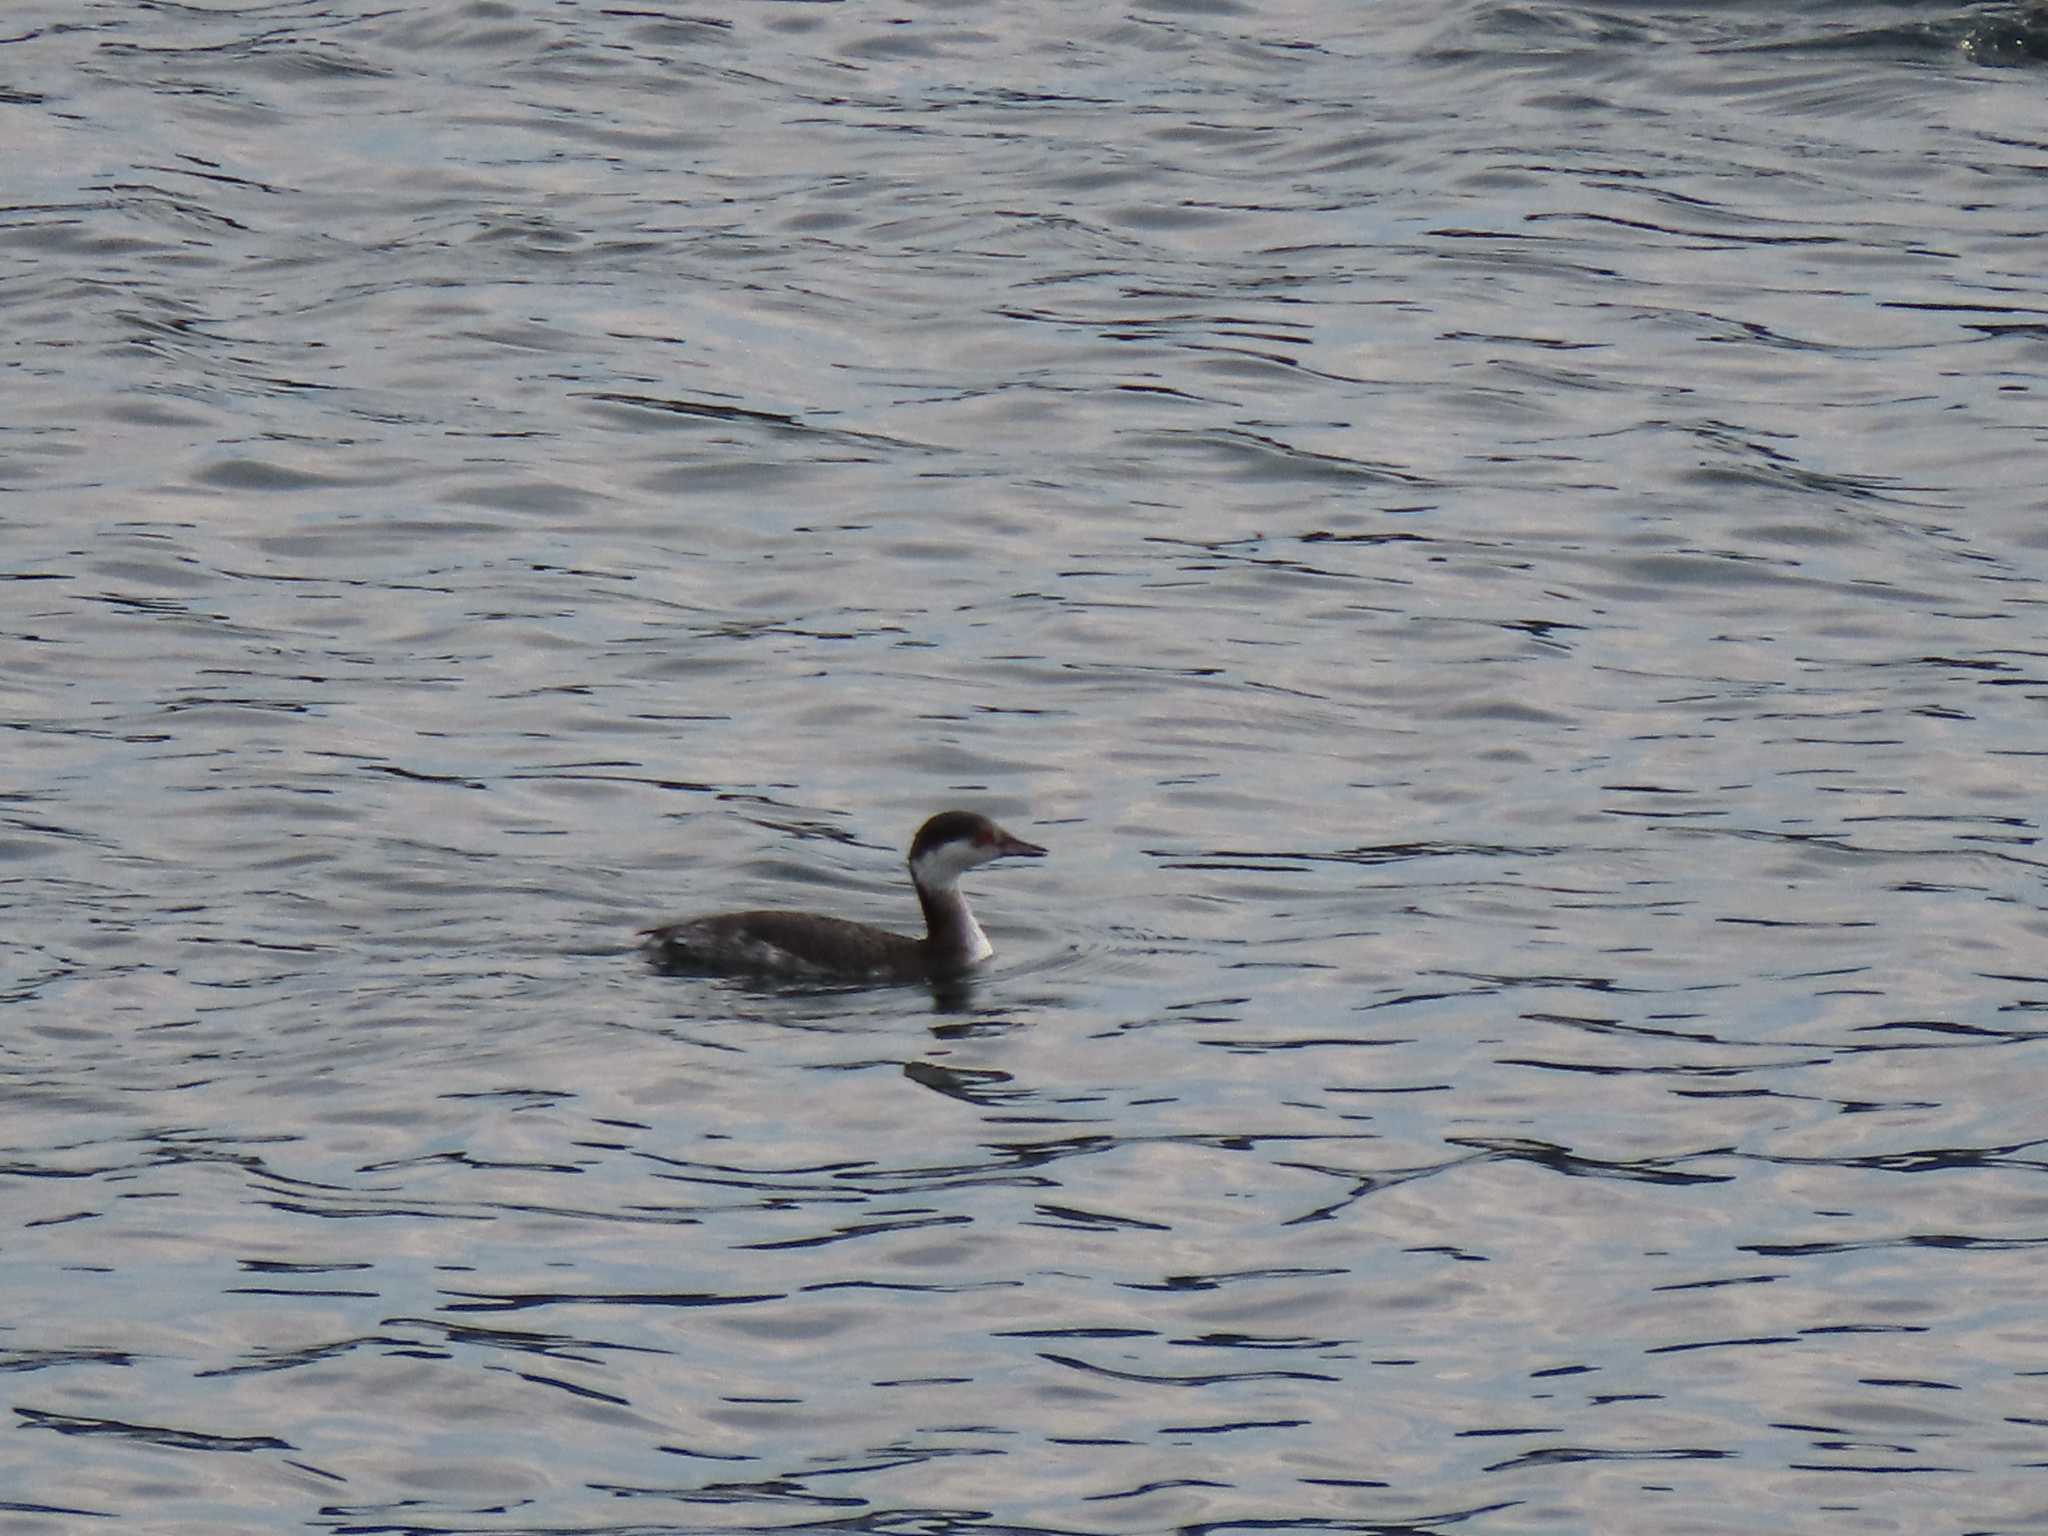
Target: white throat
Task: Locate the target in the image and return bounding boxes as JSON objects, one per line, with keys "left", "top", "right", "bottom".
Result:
{"left": 910, "top": 843, "right": 995, "bottom": 966}
{"left": 940, "top": 891, "right": 993, "bottom": 965}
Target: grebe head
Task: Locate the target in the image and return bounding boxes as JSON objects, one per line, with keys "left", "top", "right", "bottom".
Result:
{"left": 907, "top": 810, "right": 1046, "bottom": 892}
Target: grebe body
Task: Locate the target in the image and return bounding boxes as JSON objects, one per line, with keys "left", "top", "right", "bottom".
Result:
{"left": 641, "top": 810, "right": 1044, "bottom": 982}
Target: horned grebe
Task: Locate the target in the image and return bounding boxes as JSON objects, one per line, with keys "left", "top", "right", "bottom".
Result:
{"left": 640, "top": 810, "right": 1045, "bottom": 982}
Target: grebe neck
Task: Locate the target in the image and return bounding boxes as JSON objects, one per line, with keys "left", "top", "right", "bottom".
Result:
{"left": 914, "top": 870, "right": 992, "bottom": 969}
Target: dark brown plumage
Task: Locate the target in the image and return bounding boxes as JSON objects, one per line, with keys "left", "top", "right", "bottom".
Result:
{"left": 641, "top": 810, "right": 1044, "bottom": 982}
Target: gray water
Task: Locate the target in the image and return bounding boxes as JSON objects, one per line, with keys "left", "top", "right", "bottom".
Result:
{"left": 5, "top": 1, "right": 2048, "bottom": 1532}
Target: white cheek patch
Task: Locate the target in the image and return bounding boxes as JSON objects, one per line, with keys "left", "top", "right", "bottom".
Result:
{"left": 910, "top": 838, "right": 987, "bottom": 889}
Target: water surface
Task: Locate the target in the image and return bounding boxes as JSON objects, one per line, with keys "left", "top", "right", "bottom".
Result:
{"left": 4, "top": 2, "right": 2048, "bottom": 1533}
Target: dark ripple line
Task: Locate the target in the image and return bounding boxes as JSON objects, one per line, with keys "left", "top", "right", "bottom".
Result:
{"left": 584, "top": 389, "right": 936, "bottom": 455}
{"left": 738, "top": 1212, "right": 969, "bottom": 1251}
{"left": 1645, "top": 1334, "right": 1800, "bottom": 1356}
{"left": 1484, "top": 1444, "right": 1729, "bottom": 1474}
{"left": 1496, "top": 1054, "right": 1824, "bottom": 1080}
{"left": 390, "top": 1317, "right": 670, "bottom": 1364}
{"left": 1179, "top": 1502, "right": 1522, "bottom": 1534}
{"left": 1038, "top": 1351, "right": 1337, "bottom": 1387}
{"left": 509, "top": 1369, "right": 628, "bottom": 1406}
{"left": 995, "top": 1326, "right": 1154, "bottom": 1340}
{"left": 1850, "top": 1020, "right": 2047, "bottom": 1044}
{"left": 1757, "top": 1138, "right": 2048, "bottom": 1174}
{"left": 1173, "top": 1331, "right": 1354, "bottom": 1353}
{"left": 1028, "top": 1202, "right": 1169, "bottom": 1232}
{"left": 1161, "top": 1417, "right": 1310, "bottom": 1435}
{"left": 437, "top": 1287, "right": 783, "bottom": 1314}
{"left": 0, "top": 1347, "right": 137, "bottom": 1374}
{"left": 224, "top": 1285, "right": 377, "bottom": 1299}
{"left": 1452, "top": 1136, "right": 1734, "bottom": 1186}
{"left": 1745, "top": 1233, "right": 2048, "bottom": 1258}
{"left": 1161, "top": 840, "right": 1565, "bottom": 868}
{"left": 1784, "top": 1461, "right": 1968, "bottom": 1475}
{"left": 1650, "top": 1272, "right": 1782, "bottom": 1294}
{"left": 1086, "top": 1477, "right": 1230, "bottom": 1502}
{"left": 16, "top": 1406, "right": 290, "bottom": 1452}
{"left": 1279, "top": 1150, "right": 1484, "bottom": 1227}
{"left": 589, "top": 1476, "right": 863, "bottom": 1509}
{"left": 197, "top": 1333, "right": 408, "bottom": 1379}
{"left": 802, "top": 1279, "right": 1018, "bottom": 1297}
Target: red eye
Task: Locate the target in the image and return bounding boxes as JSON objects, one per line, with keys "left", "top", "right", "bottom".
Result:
{"left": 975, "top": 830, "right": 993, "bottom": 845}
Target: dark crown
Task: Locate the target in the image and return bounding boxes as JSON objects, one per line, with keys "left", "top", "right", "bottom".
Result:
{"left": 908, "top": 810, "right": 993, "bottom": 861}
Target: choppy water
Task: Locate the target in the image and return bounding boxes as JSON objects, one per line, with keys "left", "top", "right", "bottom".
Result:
{"left": 5, "top": 1, "right": 2048, "bottom": 1532}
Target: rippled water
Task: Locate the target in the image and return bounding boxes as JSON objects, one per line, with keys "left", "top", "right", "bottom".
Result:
{"left": 5, "top": 1, "right": 2048, "bottom": 1532}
